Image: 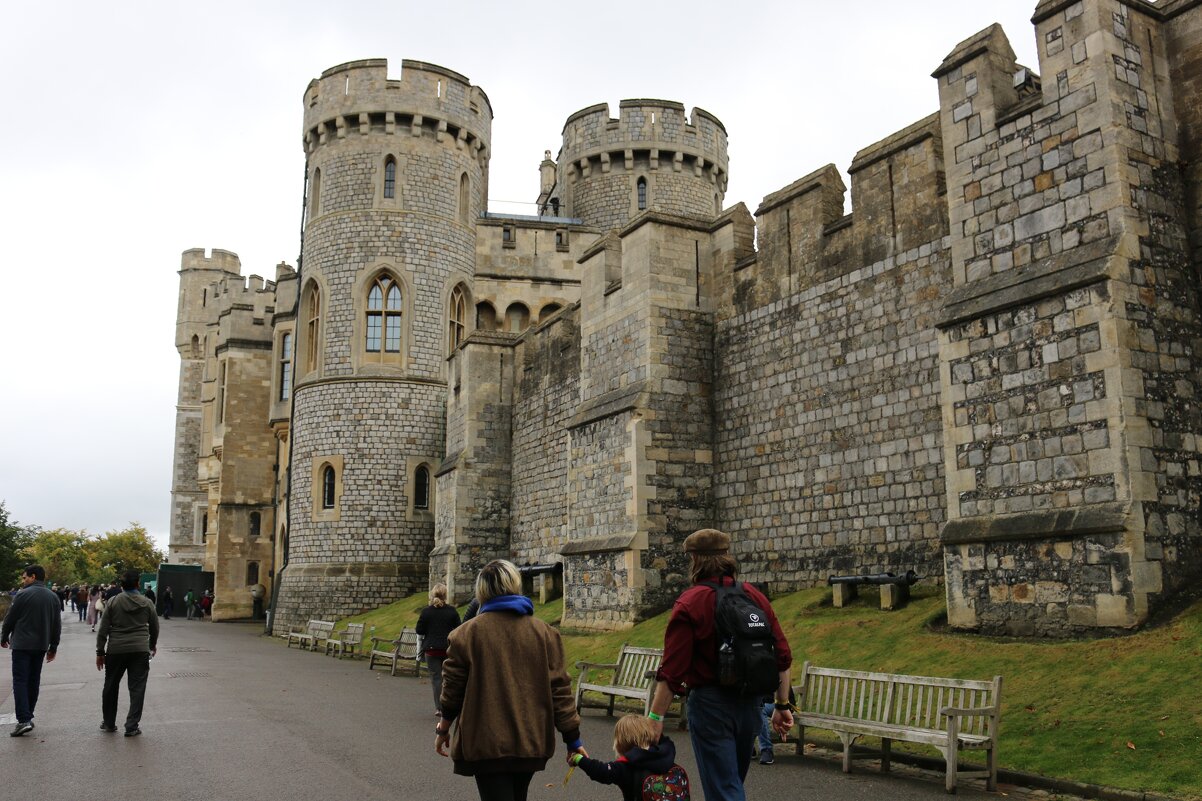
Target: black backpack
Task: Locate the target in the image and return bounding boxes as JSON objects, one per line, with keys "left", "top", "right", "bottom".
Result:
{"left": 711, "top": 581, "right": 779, "bottom": 697}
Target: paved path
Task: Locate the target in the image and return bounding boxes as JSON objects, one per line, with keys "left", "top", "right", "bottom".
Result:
{"left": 1, "top": 611, "right": 1000, "bottom": 800}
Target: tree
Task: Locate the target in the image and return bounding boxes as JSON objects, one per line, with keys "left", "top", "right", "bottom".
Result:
{"left": 85, "top": 523, "right": 164, "bottom": 581}
{"left": 0, "top": 502, "right": 35, "bottom": 589}
{"left": 21, "top": 528, "right": 96, "bottom": 586}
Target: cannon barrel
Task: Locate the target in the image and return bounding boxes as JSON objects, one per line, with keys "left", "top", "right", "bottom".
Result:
{"left": 827, "top": 570, "right": 919, "bottom": 587}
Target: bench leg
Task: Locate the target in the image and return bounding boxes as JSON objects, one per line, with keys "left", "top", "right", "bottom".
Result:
{"left": 607, "top": 695, "right": 615, "bottom": 717}
{"left": 986, "top": 746, "right": 997, "bottom": 792}
{"left": 838, "top": 733, "right": 858, "bottom": 773}
{"left": 881, "top": 737, "right": 891, "bottom": 773}
{"left": 944, "top": 745, "right": 959, "bottom": 793}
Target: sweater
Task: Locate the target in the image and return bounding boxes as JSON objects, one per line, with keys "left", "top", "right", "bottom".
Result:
{"left": 96, "top": 590, "right": 160, "bottom": 655}
{"left": 576, "top": 735, "right": 681, "bottom": 801}
{"left": 415, "top": 603, "right": 460, "bottom": 654}
{"left": 440, "top": 607, "right": 581, "bottom": 776}
{"left": 0, "top": 582, "right": 62, "bottom": 652}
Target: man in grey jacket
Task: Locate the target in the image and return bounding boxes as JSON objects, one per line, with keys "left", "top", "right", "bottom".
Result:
{"left": 96, "top": 569, "right": 160, "bottom": 736}
{"left": 1, "top": 564, "right": 62, "bottom": 737}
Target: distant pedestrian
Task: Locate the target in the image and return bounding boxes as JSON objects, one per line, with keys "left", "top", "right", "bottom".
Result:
{"left": 1, "top": 565, "right": 62, "bottom": 737}
{"left": 185, "top": 589, "right": 198, "bottom": 620}
{"left": 75, "top": 586, "right": 88, "bottom": 621}
{"left": 96, "top": 570, "right": 159, "bottom": 737}
{"left": 87, "top": 586, "right": 102, "bottom": 631}
{"left": 200, "top": 589, "right": 213, "bottom": 619}
{"left": 416, "top": 583, "right": 460, "bottom": 716}
{"left": 144, "top": 587, "right": 156, "bottom": 607}
{"left": 162, "top": 587, "right": 174, "bottom": 619}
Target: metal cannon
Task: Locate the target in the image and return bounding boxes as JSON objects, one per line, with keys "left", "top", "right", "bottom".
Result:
{"left": 827, "top": 570, "right": 920, "bottom": 587}
{"left": 827, "top": 571, "right": 919, "bottom": 610}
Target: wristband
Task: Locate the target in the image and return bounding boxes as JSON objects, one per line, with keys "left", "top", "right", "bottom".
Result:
{"left": 774, "top": 702, "right": 791, "bottom": 711}
{"left": 647, "top": 711, "right": 663, "bottom": 722}
{"left": 571, "top": 754, "right": 583, "bottom": 766}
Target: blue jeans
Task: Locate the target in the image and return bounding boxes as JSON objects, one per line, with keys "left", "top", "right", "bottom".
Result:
{"left": 687, "top": 686, "right": 762, "bottom": 801}
{"left": 11, "top": 649, "right": 46, "bottom": 724}
{"left": 758, "top": 701, "right": 775, "bottom": 754}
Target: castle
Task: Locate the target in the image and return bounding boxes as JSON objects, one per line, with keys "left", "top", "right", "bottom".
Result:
{"left": 170, "top": 0, "right": 1202, "bottom": 636}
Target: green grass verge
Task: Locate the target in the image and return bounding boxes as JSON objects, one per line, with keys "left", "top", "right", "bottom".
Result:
{"left": 335, "top": 587, "right": 1202, "bottom": 799}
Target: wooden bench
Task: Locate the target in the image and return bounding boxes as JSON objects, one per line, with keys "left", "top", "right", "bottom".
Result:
{"left": 792, "top": 661, "right": 1002, "bottom": 793}
{"left": 367, "top": 627, "right": 425, "bottom": 677}
{"left": 286, "top": 619, "right": 335, "bottom": 651}
{"left": 574, "top": 644, "right": 663, "bottom": 716}
{"left": 325, "top": 622, "right": 365, "bottom": 659}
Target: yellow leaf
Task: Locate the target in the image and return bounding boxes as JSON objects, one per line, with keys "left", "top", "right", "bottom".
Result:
{"left": 1126, "top": 741, "right": 1136, "bottom": 750}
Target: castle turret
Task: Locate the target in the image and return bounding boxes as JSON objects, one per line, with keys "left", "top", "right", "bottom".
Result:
{"left": 558, "top": 100, "right": 728, "bottom": 230}
{"left": 169, "top": 248, "right": 241, "bottom": 565}
{"left": 274, "top": 59, "right": 493, "bottom": 630}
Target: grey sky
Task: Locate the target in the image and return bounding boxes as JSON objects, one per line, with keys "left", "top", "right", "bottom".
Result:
{"left": 0, "top": 1, "right": 1040, "bottom": 550}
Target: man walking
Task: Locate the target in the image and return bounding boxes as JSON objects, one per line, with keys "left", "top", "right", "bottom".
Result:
{"left": 647, "top": 529, "right": 794, "bottom": 801}
{"left": 96, "top": 569, "right": 159, "bottom": 736}
{"left": 184, "top": 588, "right": 197, "bottom": 620}
{"left": 1, "top": 565, "right": 62, "bottom": 737}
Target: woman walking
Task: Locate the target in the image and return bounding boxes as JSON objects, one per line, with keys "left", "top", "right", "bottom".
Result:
{"left": 86, "top": 585, "right": 101, "bottom": 631}
{"left": 435, "top": 560, "right": 585, "bottom": 801}
{"left": 416, "top": 583, "right": 460, "bottom": 716}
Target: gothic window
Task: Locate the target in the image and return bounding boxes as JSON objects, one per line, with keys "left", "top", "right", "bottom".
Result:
{"left": 384, "top": 157, "right": 396, "bottom": 199}
{"left": 637, "top": 177, "right": 647, "bottom": 211}
{"left": 304, "top": 285, "right": 321, "bottom": 373}
{"left": 246, "top": 561, "right": 260, "bottom": 586}
{"left": 310, "top": 168, "right": 321, "bottom": 217}
{"left": 448, "top": 285, "right": 467, "bottom": 354}
{"left": 366, "top": 274, "right": 403, "bottom": 353}
{"left": 249, "top": 512, "right": 261, "bottom": 538}
{"left": 459, "top": 173, "right": 470, "bottom": 224}
{"left": 279, "top": 332, "right": 292, "bottom": 401}
{"left": 322, "top": 465, "right": 336, "bottom": 509}
{"left": 414, "top": 465, "right": 430, "bottom": 510}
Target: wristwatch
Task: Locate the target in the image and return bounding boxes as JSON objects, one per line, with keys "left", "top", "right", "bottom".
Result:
{"left": 774, "top": 702, "right": 791, "bottom": 710}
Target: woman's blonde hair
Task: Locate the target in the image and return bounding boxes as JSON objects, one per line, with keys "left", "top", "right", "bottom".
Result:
{"left": 613, "top": 714, "right": 658, "bottom": 755}
{"left": 429, "top": 583, "right": 448, "bottom": 608}
{"left": 475, "top": 559, "right": 523, "bottom": 605}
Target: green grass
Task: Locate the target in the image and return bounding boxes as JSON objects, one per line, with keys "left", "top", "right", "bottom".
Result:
{"left": 336, "top": 587, "right": 1202, "bottom": 799}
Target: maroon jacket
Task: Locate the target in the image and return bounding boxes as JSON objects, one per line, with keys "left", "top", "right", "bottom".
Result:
{"left": 655, "top": 575, "right": 792, "bottom": 695}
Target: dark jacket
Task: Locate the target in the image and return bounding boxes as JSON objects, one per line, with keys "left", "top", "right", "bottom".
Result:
{"left": 97, "top": 590, "right": 160, "bottom": 655}
{"left": 577, "top": 735, "right": 680, "bottom": 801}
{"left": 0, "top": 581, "right": 62, "bottom": 652}
{"left": 415, "top": 603, "right": 460, "bottom": 654}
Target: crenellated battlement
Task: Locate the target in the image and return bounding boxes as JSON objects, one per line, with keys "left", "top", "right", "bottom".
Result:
{"left": 180, "top": 247, "right": 242, "bottom": 275}
{"left": 302, "top": 58, "right": 492, "bottom": 161}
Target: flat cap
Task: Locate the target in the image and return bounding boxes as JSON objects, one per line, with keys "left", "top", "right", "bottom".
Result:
{"left": 684, "top": 528, "right": 731, "bottom": 555}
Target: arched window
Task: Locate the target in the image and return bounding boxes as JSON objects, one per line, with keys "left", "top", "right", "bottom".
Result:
{"left": 322, "top": 465, "right": 336, "bottom": 509}
{"left": 448, "top": 285, "right": 467, "bottom": 354}
{"left": 505, "top": 302, "right": 530, "bottom": 333}
{"left": 366, "top": 274, "right": 403, "bottom": 353}
{"left": 304, "top": 285, "right": 321, "bottom": 373}
{"left": 383, "top": 157, "right": 396, "bottom": 199}
{"left": 249, "top": 512, "right": 261, "bottom": 538}
{"left": 476, "top": 301, "right": 497, "bottom": 331}
{"left": 246, "top": 561, "right": 260, "bottom": 586}
{"left": 190, "top": 335, "right": 200, "bottom": 358}
{"left": 310, "top": 168, "right": 321, "bottom": 217}
{"left": 414, "top": 465, "right": 430, "bottom": 510}
{"left": 279, "top": 333, "right": 292, "bottom": 401}
{"left": 539, "top": 303, "right": 562, "bottom": 323}
{"left": 459, "top": 173, "right": 470, "bottom": 224}
{"left": 637, "top": 177, "right": 647, "bottom": 211}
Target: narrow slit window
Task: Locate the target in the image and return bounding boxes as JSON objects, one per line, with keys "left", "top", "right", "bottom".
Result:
{"left": 305, "top": 287, "right": 321, "bottom": 372}
{"left": 414, "top": 465, "right": 430, "bottom": 510}
{"left": 637, "top": 177, "right": 647, "bottom": 211}
{"left": 279, "top": 333, "right": 292, "bottom": 400}
{"left": 249, "top": 512, "right": 261, "bottom": 538}
{"left": 247, "top": 561, "right": 260, "bottom": 586}
{"left": 384, "top": 157, "right": 396, "bottom": 199}
{"left": 310, "top": 168, "right": 321, "bottom": 217}
{"left": 322, "top": 465, "right": 336, "bottom": 509}
{"left": 217, "top": 361, "right": 227, "bottom": 423}
{"left": 459, "top": 173, "right": 470, "bottom": 224}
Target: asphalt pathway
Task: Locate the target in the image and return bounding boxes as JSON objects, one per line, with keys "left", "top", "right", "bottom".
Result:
{"left": 1, "top": 610, "right": 1001, "bottom": 800}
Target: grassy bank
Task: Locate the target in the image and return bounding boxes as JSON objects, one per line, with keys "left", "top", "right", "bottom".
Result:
{"left": 334, "top": 587, "right": 1202, "bottom": 799}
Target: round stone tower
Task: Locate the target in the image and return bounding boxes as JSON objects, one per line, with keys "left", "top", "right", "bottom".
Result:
{"left": 557, "top": 99, "right": 728, "bottom": 230}
{"left": 274, "top": 59, "right": 492, "bottom": 630}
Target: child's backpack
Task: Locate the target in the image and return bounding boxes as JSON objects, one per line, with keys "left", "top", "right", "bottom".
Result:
{"left": 640, "top": 764, "right": 690, "bottom": 801}
{"left": 713, "top": 581, "right": 779, "bottom": 697}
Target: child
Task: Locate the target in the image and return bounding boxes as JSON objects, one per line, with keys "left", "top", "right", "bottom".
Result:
{"left": 569, "top": 713, "right": 690, "bottom": 801}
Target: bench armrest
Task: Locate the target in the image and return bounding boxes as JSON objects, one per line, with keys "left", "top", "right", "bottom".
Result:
{"left": 574, "top": 661, "right": 619, "bottom": 671}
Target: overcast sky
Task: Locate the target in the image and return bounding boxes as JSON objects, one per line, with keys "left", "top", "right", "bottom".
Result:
{"left": 0, "top": 1, "right": 1041, "bottom": 550}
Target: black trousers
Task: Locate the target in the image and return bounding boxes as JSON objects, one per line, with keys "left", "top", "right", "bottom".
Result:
{"left": 473, "top": 772, "right": 534, "bottom": 801}
{"left": 102, "top": 651, "right": 150, "bottom": 731}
